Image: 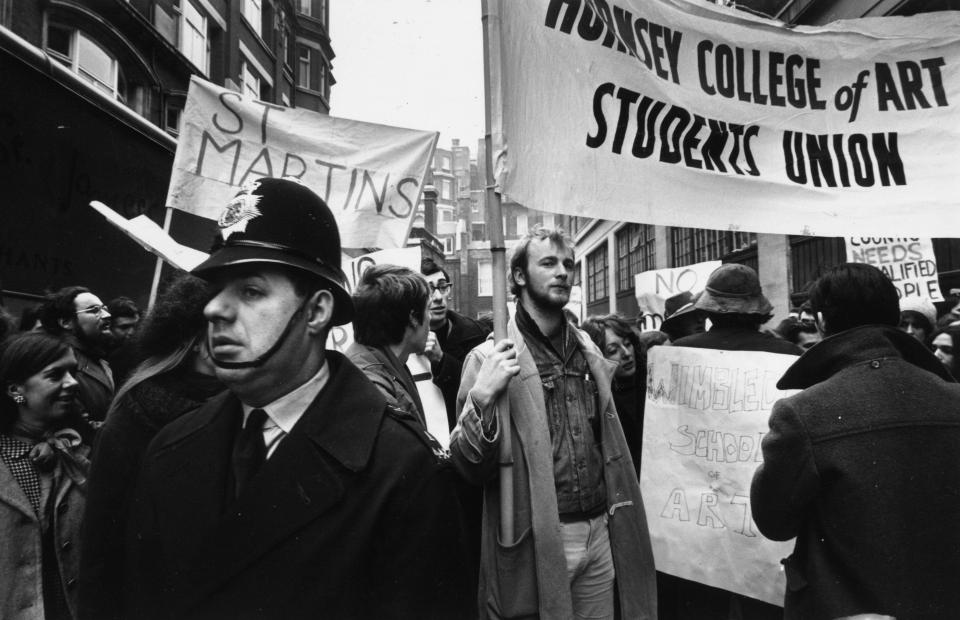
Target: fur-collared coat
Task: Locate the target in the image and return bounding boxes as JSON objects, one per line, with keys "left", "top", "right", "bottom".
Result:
{"left": 124, "top": 353, "right": 471, "bottom": 620}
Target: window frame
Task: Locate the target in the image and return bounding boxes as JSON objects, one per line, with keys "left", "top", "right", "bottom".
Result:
{"left": 586, "top": 244, "right": 609, "bottom": 304}
{"left": 46, "top": 25, "right": 121, "bottom": 100}
{"left": 180, "top": 0, "right": 209, "bottom": 74}
{"left": 616, "top": 223, "right": 656, "bottom": 293}
{"left": 297, "top": 45, "right": 311, "bottom": 89}
{"left": 241, "top": 59, "right": 262, "bottom": 99}
{"left": 243, "top": 0, "right": 262, "bottom": 36}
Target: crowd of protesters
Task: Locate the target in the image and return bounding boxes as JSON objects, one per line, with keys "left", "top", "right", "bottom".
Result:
{"left": 2, "top": 177, "right": 960, "bottom": 619}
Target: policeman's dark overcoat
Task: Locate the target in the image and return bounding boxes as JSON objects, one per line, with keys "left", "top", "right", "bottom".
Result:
{"left": 124, "top": 352, "right": 469, "bottom": 620}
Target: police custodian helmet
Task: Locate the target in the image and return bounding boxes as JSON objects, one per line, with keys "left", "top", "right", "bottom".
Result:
{"left": 191, "top": 177, "right": 354, "bottom": 326}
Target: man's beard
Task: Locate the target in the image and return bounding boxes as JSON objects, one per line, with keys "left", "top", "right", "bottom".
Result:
{"left": 523, "top": 278, "right": 569, "bottom": 313}
{"left": 75, "top": 324, "right": 111, "bottom": 357}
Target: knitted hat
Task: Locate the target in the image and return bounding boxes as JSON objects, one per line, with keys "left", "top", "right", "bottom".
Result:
{"left": 899, "top": 296, "right": 937, "bottom": 332}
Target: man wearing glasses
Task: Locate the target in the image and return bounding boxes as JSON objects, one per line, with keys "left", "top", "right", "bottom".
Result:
{"left": 420, "top": 257, "right": 490, "bottom": 431}
{"left": 39, "top": 286, "right": 115, "bottom": 425}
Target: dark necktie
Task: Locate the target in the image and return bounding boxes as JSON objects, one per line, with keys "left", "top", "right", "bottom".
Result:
{"left": 233, "top": 408, "right": 268, "bottom": 498}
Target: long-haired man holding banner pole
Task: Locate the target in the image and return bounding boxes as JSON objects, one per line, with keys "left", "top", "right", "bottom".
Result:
{"left": 450, "top": 227, "right": 657, "bottom": 620}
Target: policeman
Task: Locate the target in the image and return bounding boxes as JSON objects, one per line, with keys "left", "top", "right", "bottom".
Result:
{"left": 123, "top": 178, "right": 469, "bottom": 619}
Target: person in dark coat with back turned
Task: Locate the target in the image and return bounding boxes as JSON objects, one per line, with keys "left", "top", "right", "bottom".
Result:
{"left": 670, "top": 262, "right": 796, "bottom": 620}
{"left": 79, "top": 274, "right": 223, "bottom": 620}
{"left": 124, "top": 178, "right": 467, "bottom": 620}
{"left": 673, "top": 264, "right": 801, "bottom": 356}
{"left": 751, "top": 263, "right": 960, "bottom": 619}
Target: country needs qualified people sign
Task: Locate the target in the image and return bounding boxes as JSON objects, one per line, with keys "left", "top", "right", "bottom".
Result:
{"left": 641, "top": 346, "right": 797, "bottom": 605}
{"left": 845, "top": 237, "right": 943, "bottom": 301}
{"left": 167, "top": 77, "right": 439, "bottom": 250}
{"left": 494, "top": 0, "right": 960, "bottom": 236}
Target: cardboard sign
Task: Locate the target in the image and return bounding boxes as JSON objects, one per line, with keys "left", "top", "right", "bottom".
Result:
{"left": 494, "top": 1, "right": 960, "bottom": 236}
{"left": 167, "top": 76, "right": 438, "bottom": 249}
{"left": 635, "top": 261, "right": 720, "bottom": 330}
{"left": 845, "top": 237, "right": 943, "bottom": 301}
{"left": 88, "top": 201, "right": 209, "bottom": 272}
{"left": 641, "top": 346, "right": 797, "bottom": 605}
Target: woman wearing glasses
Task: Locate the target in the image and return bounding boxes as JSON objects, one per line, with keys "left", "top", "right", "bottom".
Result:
{"left": 930, "top": 327, "right": 960, "bottom": 379}
{"left": 0, "top": 331, "right": 90, "bottom": 620}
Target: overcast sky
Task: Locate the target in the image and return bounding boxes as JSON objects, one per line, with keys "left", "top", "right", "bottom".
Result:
{"left": 328, "top": 0, "right": 486, "bottom": 151}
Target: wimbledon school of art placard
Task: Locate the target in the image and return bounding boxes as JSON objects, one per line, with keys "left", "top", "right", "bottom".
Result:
{"left": 641, "top": 346, "right": 797, "bottom": 605}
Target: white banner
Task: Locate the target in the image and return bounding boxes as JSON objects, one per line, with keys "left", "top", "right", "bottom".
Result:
{"left": 845, "top": 237, "right": 943, "bottom": 301}
{"left": 495, "top": 0, "right": 960, "bottom": 236}
{"left": 641, "top": 346, "right": 797, "bottom": 605}
{"left": 167, "top": 77, "right": 438, "bottom": 249}
{"left": 635, "top": 261, "right": 720, "bottom": 325}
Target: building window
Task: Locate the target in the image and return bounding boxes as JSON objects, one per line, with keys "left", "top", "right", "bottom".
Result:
{"left": 670, "top": 228, "right": 756, "bottom": 267}
{"left": 472, "top": 223, "right": 486, "bottom": 241}
{"left": 586, "top": 244, "right": 608, "bottom": 304}
{"left": 616, "top": 223, "right": 656, "bottom": 293}
{"left": 165, "top": 105, "right": 183, "bottom": 136}
{"left": 440, "top": 154, "right": 452, "bottom": 171}
{"left": 318, "top": 62, "right": 327, "bottom": 96}
{"left": 243, "top": 0, "right": 262, "bottom": 36}
{"left": 180, "top": 0, "right": 208, "bottom": 74}
{"left": 528, "top": 211, "right": 544, "bottom": 231}
{"left": 46, "top": 25, "right": 122, "bottom": 100}
{"left": 443, "top": 237, "right": 455, "bottom": 254}
{"left": 281, "top": 28, "right": 291, "bottom": 68}
{"left": 241, "top": 60, "right": 261, "bottom": 99}
{"left": 478, "top": 259, "right": 493, "bottom": 296}
{"left": 505, "top": 211, "right": 518, "bottom": 238}
{"left": 441, "top": 208, "right": 455, "bottom": 222}
{"left": 297, "top": 46, "right": 311, "bottom": 89}
{"left": 297, "top": 0, "right": 312, "bottom": 15}
{"left": 440, "top": 178, "right": 453, "bottom": 201}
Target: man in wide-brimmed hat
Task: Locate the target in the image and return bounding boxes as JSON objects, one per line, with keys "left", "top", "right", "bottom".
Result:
{"left": 659, "top": 290, "right": 706, "bottom": 343}
{"left": 672, "top": 263, "right": 801, "bottom": 355}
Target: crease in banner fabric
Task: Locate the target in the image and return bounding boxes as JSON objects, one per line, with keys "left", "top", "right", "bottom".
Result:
{"left": 166, "top": 76, "right": 439, "bottom": 250}
{"left": 493, "top": 0, "right": 960, "bottom": 236}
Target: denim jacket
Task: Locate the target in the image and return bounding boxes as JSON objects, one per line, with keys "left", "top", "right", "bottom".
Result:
{"left": 515, "top": 304, "right": 606, "bottom": 517}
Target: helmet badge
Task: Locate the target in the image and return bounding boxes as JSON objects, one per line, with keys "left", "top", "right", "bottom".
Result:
{"left": 218, "top": 180, "right": 263, "bottom": 240}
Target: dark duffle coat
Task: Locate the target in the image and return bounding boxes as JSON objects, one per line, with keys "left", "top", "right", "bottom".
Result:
{"left": 751, "top": 325, "right": 960, "bottom": 619}
{"left": 124, "top": 352, "right": 470, "bottom": 620}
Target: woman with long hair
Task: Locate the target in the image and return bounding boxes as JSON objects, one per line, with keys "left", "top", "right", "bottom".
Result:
{"left": 78, "top": 274, "right": 224, "bottom": 620}
{"left": 0, "top": 331, "right": 89, "bottom": 620}
{"left": 581, "top": 313, "right": 646, "bottom": 476}
{"left": 930, "top": 326, "right": 960, "bottom": 379}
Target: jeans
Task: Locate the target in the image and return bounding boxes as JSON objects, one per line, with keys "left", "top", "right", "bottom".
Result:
{"left": 561, "top": 513, "right": 616, "bottom": 620}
